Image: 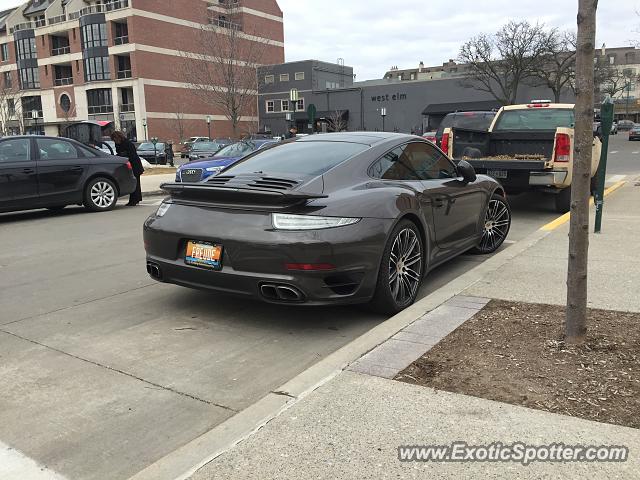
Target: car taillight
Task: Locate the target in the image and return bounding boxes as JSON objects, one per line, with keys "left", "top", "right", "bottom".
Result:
{"left": 441, "top": 132, "right": 450, "bottom": 155}
{"left": 285, "top": 263, "right": 336, "bottom": 271}
{"left": 554, "top": 133, "right": 570, "bottom": 162}
{"left": 126, "top": 161, "right": 133, "bottom": 170}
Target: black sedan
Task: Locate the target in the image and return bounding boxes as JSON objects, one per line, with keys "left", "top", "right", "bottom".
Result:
{"left": 0, "top": 135, "right": 137, "bottom": 214}
{"left": 188, "top": 141, "right": 227, "bottom": 161}
{"left": 144, "top": 133, "right": 510, "bottom": 314}
{"left": 137, "top": 142, "right": 166, "bottom": 164}
{"left": 629, "top": 125, "right": 640, "bottom": 141}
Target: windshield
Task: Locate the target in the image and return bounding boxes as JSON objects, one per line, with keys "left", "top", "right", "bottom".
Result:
{"left": 192, "top": 142, "right": 219, "bottom": 151}
{"left": 493, "top": 108, "right": 575, "bottom": 131}
{"left": 138, "top": 142, "right": 164, "bottom": 150}
{"left": 215, "top": 142, "right": 257, "bottom": 157}
{"left": 224, "top": 141, "right": 370, "bottom": 177}
{"left": 436, "top": 112, "right": 495, "bottom": 138}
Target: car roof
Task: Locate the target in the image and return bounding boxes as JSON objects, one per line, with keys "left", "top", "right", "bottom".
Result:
{"left": 295, "top": 132, "right": 412, "bottom": 146}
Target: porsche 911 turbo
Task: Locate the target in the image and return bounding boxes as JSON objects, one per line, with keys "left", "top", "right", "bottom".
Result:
{"left": 143, "top": 132, "right": 510, "bottom": 314}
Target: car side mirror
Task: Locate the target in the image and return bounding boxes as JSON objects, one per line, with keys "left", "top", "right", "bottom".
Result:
{"left": 457, "top": 160, "right": 477, "bottom": 183}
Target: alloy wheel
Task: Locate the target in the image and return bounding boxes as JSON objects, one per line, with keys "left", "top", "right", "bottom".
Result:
{"left": 90, "top": 181, "right": 116, "bottom": 209}
{"left": 388, "top": 227, "right": 422, "bottom": 305}
{"left": 479, "top": 199, "right": 510, "bottom": 253}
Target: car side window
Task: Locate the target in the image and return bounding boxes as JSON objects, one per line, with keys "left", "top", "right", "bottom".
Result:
{"left": 405, "top": 142, "right": 457, "bottom": 180}
{"left": 36, "top": 138, "right": 79, "bottom": 161}
{"left": 0, "top": 138, "right": 31, "bottom": 163}
{"left": 369, "top": 142, "right": 456, "bottom": 181}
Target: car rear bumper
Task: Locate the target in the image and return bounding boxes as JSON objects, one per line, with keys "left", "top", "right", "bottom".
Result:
{"left": 143, "top": 205, "right": 392, "bottom": 305}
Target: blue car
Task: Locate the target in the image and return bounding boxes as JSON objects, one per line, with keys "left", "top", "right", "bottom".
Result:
{"left": 176, "top": 139, "right": 279, "bottom": 182}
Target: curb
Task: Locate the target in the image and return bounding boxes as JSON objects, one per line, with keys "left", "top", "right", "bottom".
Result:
{"left": 129, "top": 226, "right": 551, "bottom": 480}
{"left": 142, "top": 190, "right": 166, "bottom": 197}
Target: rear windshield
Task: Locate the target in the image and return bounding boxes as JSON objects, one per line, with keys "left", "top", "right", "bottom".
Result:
{"left": 224, "top": 141, "right": 369, "bottom": 177}
{"left": 437, "top": 112, "right": 495, "bottom": 137}
{"left": 192, "top": 142, "right": 219, "bottom": 151}
{"left": 493, "top": 108, "right": 575, "bottom": 131}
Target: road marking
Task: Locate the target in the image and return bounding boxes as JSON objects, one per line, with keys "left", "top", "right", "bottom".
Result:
{"left": 607, "top": 174, "right": 627, "bottom": 184}
{"left": 609, "top": 150, "right": 619, "bottom": 154}
{"left": 633, "top": 151, "right": 639, "bottom": 154}
{"left": 0, "top": 441, "right": 69, "bottom": 480}
{"left": 540, "top": 180, "right": 627, "bottom": 232}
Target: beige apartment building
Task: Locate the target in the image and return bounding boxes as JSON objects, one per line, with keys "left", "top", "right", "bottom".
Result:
{"left": 0, "top": 0, "right": 284, "bottom": 140}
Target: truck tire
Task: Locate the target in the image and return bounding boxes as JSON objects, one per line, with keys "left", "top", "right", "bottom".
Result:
{"left": 555, "top": 187, "right": 571, "bottom": 214}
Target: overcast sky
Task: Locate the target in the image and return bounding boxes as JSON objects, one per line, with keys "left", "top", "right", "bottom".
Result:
{"left": 3, "top": 0, "right": 639, "bottom": 79}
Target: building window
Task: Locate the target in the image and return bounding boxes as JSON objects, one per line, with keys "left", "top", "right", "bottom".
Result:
{"left": 281, "top": 99, "right": 289, "bottom": 112}
{"left": 51, "top": 35, "right": 70, "bottom": 56}
{"left": 84, "top": 56, "right": 110, "bottom": 82}
{"left": 3, "top": 72, "right": 11, "bottom": 88}
{"left": 279, "top": 73, "right": 289, "bottom": 82}
{"left": 294, "top": 72, "right": 304, "bottom": 81}
{"left": 266, "top": 100, "right": 275, "bottom": 113}
{"left": 295, "top": 98, "right": 304, "bottom": 111}
{"left": 326, "top": 81, "right": 339, "bottom": 89}
{"left": 19, "top": 67, "right": 40, "bottom": 89}
{"left": 81, "top": 23, "right": 108, "bottom": 49}
{"left": 60, "top": 93, "right": 72, "bottom": 113}
{"left": 87, "top": 88, "right": 113, "bottom": 114}
{"left": 16, "top": 37, "right": 37, "bottom": 60}
{"left": 0, "top": 43, "right": 8, "bottom": 62}
{"left": 264, "top": 74, "right": 274, "bottom": 84}
{"left": 410, "top": 73, "right": 416, "bottom": 80}
{"left": 114, "top": 21, "right": 129, "bottom": 45}
{"left": 22, "top": 96, "right": 42, "bottom": 118}
{"left": 609, "top": 56, "right": 615, "bottom": 65}
{"left": 7, "top": 98, "right": 15, "bottom": 116}
{"left": 116, "top": 55, "right": 132, "bottom": 78}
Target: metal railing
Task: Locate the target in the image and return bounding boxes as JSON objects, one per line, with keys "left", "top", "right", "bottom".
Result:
{"left": 119, "top": 103, "right": 135, "bottom": 112}
{"left": 117, "top": 70, "right": 132, "bottom": 79}
{"left": 73, "top": 0, "right": 129, "bottom": 17}
{"left": 34, "top": 18, "right": 46, "bottom": 28}
{"left": 22, "top": 110, "right": 43, "bottom": 119}
{"left": 114, "top": 35, "right": 129, "bottom": 45}
{"left": 209, "top": 17, "right": 242, "bottom": 30}
{"left": 88, "top": 105, "right": 114, "bottom": 115}
{"left": 48, "top": 14, "right": 67, "bottom": 25}
{"left": 10, "top": 22, "right": 34, "bottom": 33}
{"left": 54, "top": 77, "right": 73, "bottom": 86}
{"left": 51, "top": 46, "right": 71, "bottom": 56}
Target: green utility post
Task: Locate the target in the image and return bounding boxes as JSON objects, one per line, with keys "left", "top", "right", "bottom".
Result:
{"left": 594, "top": 97, "right": 614, "bottom": 233}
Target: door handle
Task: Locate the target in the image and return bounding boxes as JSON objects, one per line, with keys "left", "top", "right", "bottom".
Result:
{"left": 22, "top": 168, "right": 35, "bottom": 174}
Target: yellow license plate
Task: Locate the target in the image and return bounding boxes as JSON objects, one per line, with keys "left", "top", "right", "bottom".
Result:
{"left": 185, "top": 241, "right": 223, "bottom": 270}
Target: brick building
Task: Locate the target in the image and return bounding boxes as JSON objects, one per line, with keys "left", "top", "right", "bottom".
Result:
{"left": 0, "top": 0, "right": 284, "bottom": 140}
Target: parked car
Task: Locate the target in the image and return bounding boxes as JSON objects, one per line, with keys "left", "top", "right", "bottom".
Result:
{"left": 188, "top": 141, "right": 229, "bottom": 161}
{"left": 435, "top": 111, "right": 496, "bottom": 148}
{"left": 145, "top": 132, "right": 510, "bottom": 314}
{"left": 444, "top": 101, "right": 601, "bottom": 213}
{"left": 422, "top": 131, "right": 437, "bottom": 143}
{"left": 629, "top": 125, "right": 640, "bottom": 140}
{"left": 617, "top": 120, "right": 635, "bottom": 131}
{"left": 137, "top": 142, "right": 166, "bottom": 165}
{"left": 0, "top": 136, "right": 136, "bottom": 213}
{"left": 176, "top": 139, "right": 280, "bottom": 182}
{"left": 180, "top": 136, "right": 210, "bottom": 158}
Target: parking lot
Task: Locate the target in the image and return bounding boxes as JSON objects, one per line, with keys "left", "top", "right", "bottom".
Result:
{"left": 0, "top": 134, "right": 636, "bottom": 480}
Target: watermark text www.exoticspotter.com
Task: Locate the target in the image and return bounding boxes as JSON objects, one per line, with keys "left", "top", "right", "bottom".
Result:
{"left": 398, "top": 442, "right": 628, "bottom": 466}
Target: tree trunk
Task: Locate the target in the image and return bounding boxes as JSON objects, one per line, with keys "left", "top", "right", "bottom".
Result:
{"left": 566, "top": 0, "right": 597, "bottom": 344}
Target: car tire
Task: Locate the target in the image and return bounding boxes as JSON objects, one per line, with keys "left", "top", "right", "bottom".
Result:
{"left": 471, "top": 193, "right": 511, "bottom": 254}
{"left": 84, "top": 177, "right": 118, "bottom": 212}
{"left": 555, "top": 186, "right": 571, "bottom": 214}
{"left": 368, "top": 219, "right": 424, "bottom": 315}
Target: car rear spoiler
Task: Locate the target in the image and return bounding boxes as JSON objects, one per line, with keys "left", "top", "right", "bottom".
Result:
{"left": 160, "top": 182, "right": 327, "bottom": 206}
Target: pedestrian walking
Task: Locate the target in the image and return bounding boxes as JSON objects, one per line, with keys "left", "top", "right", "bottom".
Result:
{"left": 287, "top": 126, "right": 298, "bottom": 139}
{"left": 165, "top": 140, "right": 175, "bottom": 167}
{"left": 111, "top": 130, "right": 144, "bottom": 206}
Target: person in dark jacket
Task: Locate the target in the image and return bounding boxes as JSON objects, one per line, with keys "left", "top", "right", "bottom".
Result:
{"left": 111, "top": 130, "right": 144, "bottom": 206}
{"left": 165, "top": 140, "right": 175, "bottom": 167}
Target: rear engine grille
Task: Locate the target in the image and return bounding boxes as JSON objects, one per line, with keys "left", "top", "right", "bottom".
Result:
{"left": 180, "top": 168, "right": 203, "bottom": 182}
{"left": 206, "top": 175, "right": 300, "bottom": 192}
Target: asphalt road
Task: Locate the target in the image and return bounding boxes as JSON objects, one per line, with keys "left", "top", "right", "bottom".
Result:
{"left": 0, "top": 137, "right": 636, "bottom": 480}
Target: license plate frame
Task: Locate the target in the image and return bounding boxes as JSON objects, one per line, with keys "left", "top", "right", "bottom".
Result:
{"left": 487, "top": 169, "right": 508, "bottom": 179}
{"left": 185, "top": 240, "right": 223, "bottom": 270}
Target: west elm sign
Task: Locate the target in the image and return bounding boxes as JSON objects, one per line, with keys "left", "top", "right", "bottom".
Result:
{"left": 371, "top": 93, "right": 407, "bottom": 102}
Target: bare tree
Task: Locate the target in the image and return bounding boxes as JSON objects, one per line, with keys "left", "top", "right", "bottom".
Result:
{"left": 327, "top": 110, "right": 348, "bottom": 132}
{"left": 169, "top": 104, "right": 187, "bottom": 144}
{"left": 180, "top": 4, "right": 273, "bottom": 138}
{"left": 531, "top": 30, "right": 576, "bottom": 103}
{"left": 594, "top": 59, "right": 633, "bottom": 100}
{"left": 458, "top": 21, "right": 551, "bottom": 105}
{"left": 566, "top": 0, "right": 598, "bottom": 345}
{"left": 0, "top": 83, "right": 25, "bottom": 136}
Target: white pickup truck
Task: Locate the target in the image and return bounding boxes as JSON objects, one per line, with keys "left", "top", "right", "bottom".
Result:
{"left": 441, "top": 101, "right": 601, "bottom": 213}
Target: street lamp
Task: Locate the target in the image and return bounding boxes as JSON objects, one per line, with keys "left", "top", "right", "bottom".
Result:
{"left": 625, "top": 80, "right": 632, "bottom": 118}
{"left": 206, "top": 115, "right": 212, "bottom": 140}
{"left": 380, "top": 107, "right": 387, "bottom": 132}
{"left": 31, "top": 109, "right": 39, "bottom": 135}
{"left": 142, "top": 118, "right": 148, "bottom": 141}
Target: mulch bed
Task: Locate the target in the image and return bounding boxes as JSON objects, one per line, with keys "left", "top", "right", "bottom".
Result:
{"left": 396, "top": 300, "right": 640, "bottom": 429}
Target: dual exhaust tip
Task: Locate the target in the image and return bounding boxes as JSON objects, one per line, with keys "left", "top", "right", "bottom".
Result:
{"left": 146, "top": 261, "right": 162, "bottom": 280}
{"left": 259, "top": 283, "right": 305, "bottom": 302}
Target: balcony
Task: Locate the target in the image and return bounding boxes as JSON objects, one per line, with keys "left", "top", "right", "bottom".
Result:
{"left": 88, "top": 105, "right": 114, "bottom": 115}
{"left": 114, "top": 35, "right": 129, "bottom": 45}
{"left": 51, "top": 46, "right": 71, "bottom": 56}
{"left": 48, "top": 14, "right": 67, "bottom": 26}
{"left": 34, "top": 18, "right": 46, "bottom": 28}
{"left": 119, "top": 103, "right": 135, "bottom": 112}
{"left": 210, "top": 17, "right": 242, "bottom": 30}
{"left": 10, "top": 22, "right": 34, "bottom": 34}
{"left": 54, "top": 77, "right": 73, "bottom": 86}
{"left": 70, "top": 0, "right": 130, "bottom": 18}
{"left": 117, "top": 70, "right": 132, "bottom": 79}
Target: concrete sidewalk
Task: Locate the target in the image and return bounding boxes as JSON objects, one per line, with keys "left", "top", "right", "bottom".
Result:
{"left": 184, "top": 180, "right": 640, "bottom": 480}
{"left": 140, "top": 173, "right": 176, "bottom": 196}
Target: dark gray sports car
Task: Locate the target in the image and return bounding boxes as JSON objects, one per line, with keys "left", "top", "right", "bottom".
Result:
{"left": 144, "top": 133, "right": 510, "bottom": 314}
